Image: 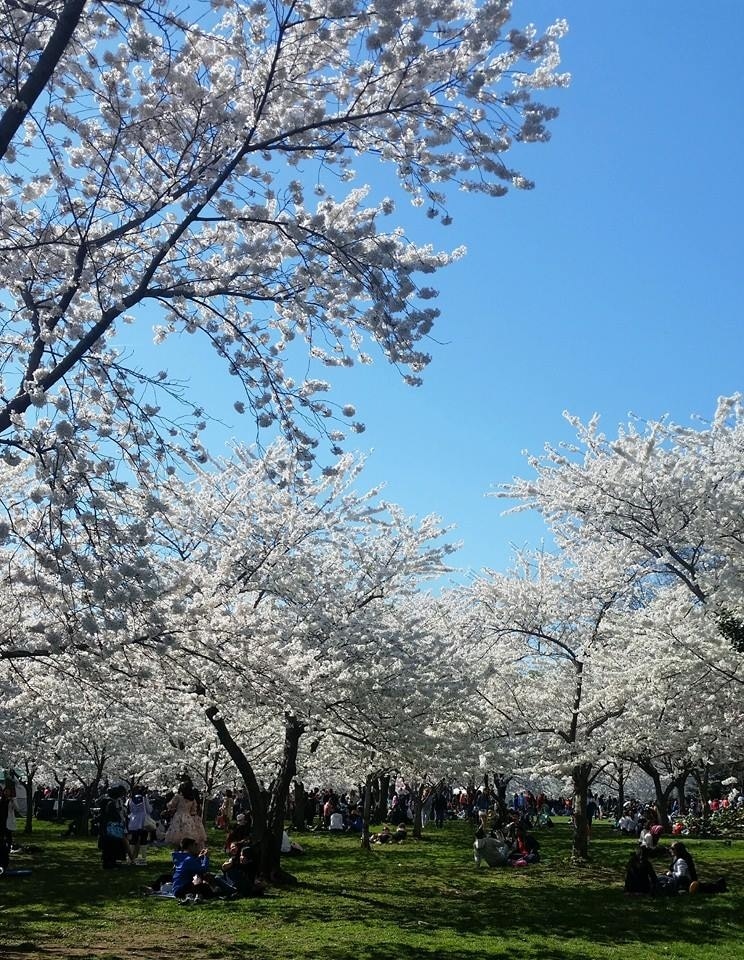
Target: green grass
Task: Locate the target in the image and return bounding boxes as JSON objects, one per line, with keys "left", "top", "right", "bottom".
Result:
{"left": 1, "top": 819, "right": 742, "bottom": 959}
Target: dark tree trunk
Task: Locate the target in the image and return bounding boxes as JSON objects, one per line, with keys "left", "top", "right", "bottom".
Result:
{"left": 292, "top": 781, "right": 306, "bottom": 831}
{"left": 361, "top": 772, "right": 374, "bottom": 851}
{"left": 374, "top": 774, "right": 390, "bottom": 824}
{"left": 492, "top": 774, "right": 511, "bottom": 826}
{"left": 78, "top": 791, "right": 91, "bottom": 837}
{"left": 259, "top": 712, "right": 306, "bottom": 884}
{"left": 616, "top": 763, "right": 625, "bottom": 814}
{"left": 411, "top": 783, "right": 425, "bottom": 840}
{"left": 571, "top": 763, "right": 592, "bottom": 861}
{"left": 205, "top": 706, "right": 267, "bottom": 841}
{"left": 674, "top": 772, "right": 688, "bottom": 814}
{"left": 23, "top": 766, "right": 36, "bottom": 835}
{"left": 636, "top": 758, "right": 672, "bottom": 832}
{"left": 693, "top": 767, "right": 711, "bottom": 835}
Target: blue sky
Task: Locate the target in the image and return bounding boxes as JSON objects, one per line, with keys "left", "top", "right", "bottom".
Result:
{"left": 121, "top": 1, "right": 743, "bottom": 582}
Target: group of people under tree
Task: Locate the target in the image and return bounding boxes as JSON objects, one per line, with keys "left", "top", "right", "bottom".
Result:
{"left": 99, "top": 781, "right": 206, "bottom": 870}
{"left": 625, "top": 842, "right": 727, "bottom": 896}
{"left": 6, "top": 765, "right": 733, "bottom": 906}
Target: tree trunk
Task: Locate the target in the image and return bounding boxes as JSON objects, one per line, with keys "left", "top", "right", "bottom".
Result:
{"left": 492, "top": 773, "right": 511, "bottom": 826}
{"left": 693, "top": 767, "right": 711, "bottom": 835}
{"left": 650, "top": 770, "right": 671, "bottom": 831}
{"left": 616, "top": 763, "right": 625, "bottom": 815}
{"left": 205, "top": 706, "right": 267, "bottom": 841}
{"left": 374, "top": 773, "right": 390, "bottom": 824}
{"left": 23, "top": 769, "right": 35, "bottom": 835}
{"left": 77, "top": 788, "right": 91, "bottom": 837}
{"left": 636, "top": 758, "right": 671, "bottom": 831}
{"left": 292, "top": 781, "right": 306, "bottom": 831}
{"left": 259, "top": 712, "right": 306, "bottom": 884}
{"left": 571, "top": 763, "right": 592, "bottom": 861}
{"left": 411, "top": 783, "right": 424, "bottom": 840}
{"left": 675, "top": 772, "right": 688, "bottom": 814}
{"left": 361, "top": 772, "right": 374, "bottom": 851}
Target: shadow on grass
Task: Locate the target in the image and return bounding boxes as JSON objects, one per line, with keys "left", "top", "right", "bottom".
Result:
{"left": 3, "top": 820, "right": 743, "bottom": 960}
{"left": 286, "top": 823, "right": 744, "bottom": 953}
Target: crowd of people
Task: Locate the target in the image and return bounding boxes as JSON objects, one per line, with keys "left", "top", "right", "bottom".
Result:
{"left": 1, "top": 772, "right": 735, "bottom": 902}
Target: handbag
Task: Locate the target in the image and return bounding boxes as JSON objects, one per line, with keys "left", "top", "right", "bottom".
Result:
{"left": 106, "top": 821, "right": 125, "bottom": 839}
{"left": 143, "top": 814, "right": 157, "bottom": 832}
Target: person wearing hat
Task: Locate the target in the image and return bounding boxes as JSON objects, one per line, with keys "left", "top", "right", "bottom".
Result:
{"left": 224, "top": 812, "right": 251, "bottom": 851}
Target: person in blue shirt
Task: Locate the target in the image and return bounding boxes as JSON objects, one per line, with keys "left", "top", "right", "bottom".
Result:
{"left": 172, "top": 838, "right": 210, "bottom": 901}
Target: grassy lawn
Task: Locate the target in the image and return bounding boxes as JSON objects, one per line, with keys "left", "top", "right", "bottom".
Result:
{"left": 1, "top": 819, "right": 742, "bottom": 960}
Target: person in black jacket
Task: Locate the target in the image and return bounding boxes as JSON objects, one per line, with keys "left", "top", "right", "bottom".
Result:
{"left": 624, "top": 846, "right": 658, "bottom": 895}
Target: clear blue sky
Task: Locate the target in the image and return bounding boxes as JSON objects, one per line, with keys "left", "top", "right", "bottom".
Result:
{"left": 121, "top": 1, "right": 744, "bottom": 582}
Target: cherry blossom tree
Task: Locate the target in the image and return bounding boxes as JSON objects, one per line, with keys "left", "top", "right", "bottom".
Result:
{"left": 80, "top": 441, "right": 454, "bottom": 878}
{"left": 612, "top": 582, "right": 744, "bottom": 827}
{"left": 462, "top": 544, "right": 640, "bottom": 860}
{"left": 0, "top": 0, "right": 568, "bottom": 490}
{"left": 475, "top": 396, "right": 744, "bottom": 845}
{"left": 499, "top": 396, "right": 744, "bottom": 616}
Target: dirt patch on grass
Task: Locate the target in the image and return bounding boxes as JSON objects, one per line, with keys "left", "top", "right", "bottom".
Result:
{"left": 0, "top": 931, "right": 240, "bottom": 960}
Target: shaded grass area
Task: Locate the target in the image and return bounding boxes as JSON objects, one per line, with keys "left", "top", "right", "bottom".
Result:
{"left": 1, "top": 820, "right": 742, "bottom": 959}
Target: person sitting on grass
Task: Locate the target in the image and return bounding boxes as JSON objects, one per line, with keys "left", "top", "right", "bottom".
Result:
{"left": 666, "top": 841, "right": 727, "bottom": 895}
{"left": 371, "top": 825, "right": 392, "bottom": 844}
{"left": 639, "top": 813, "right": 665, "bottom": 857}
{"left": 505, "top": 827, "right": 539, "bottom": 867}
{"left": 281, "top": 830, "right": 305, "bottom": 856}
{"left": 328, "top": 809, "right": 345, "bottom": 832}
{"left": 221, "top": 843, "right": 265, "bottom": 897}
{"left": 172, "top": 838, "right": 211, "bottom": 902}
{"left": 624, "top": 846, "right": 658, "bottom": 895}
{"left": 473, "top": 826, "right": 509, "bottom": 867}
{"left": 225, "top": 813, "right": 251, "bottom": 851}
{"left": 347, "top": 808, "right": 364, "bottom": 833}
{"left": 390, "top": 823, "right": 407, "bottom": 843}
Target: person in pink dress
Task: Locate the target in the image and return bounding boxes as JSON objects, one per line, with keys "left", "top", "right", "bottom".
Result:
{"left": 165, "top": 782, "right": 207, "bottom": 848}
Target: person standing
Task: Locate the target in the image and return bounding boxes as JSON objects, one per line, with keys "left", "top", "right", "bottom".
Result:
{"left": 127, "top": 786, "right": 153, "bottom": 865}
{"left": 99, "top": 784, "right": 129, "bottom": 869}
{"left": 165, "top": 782, "right": 207, "bottom": 848}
